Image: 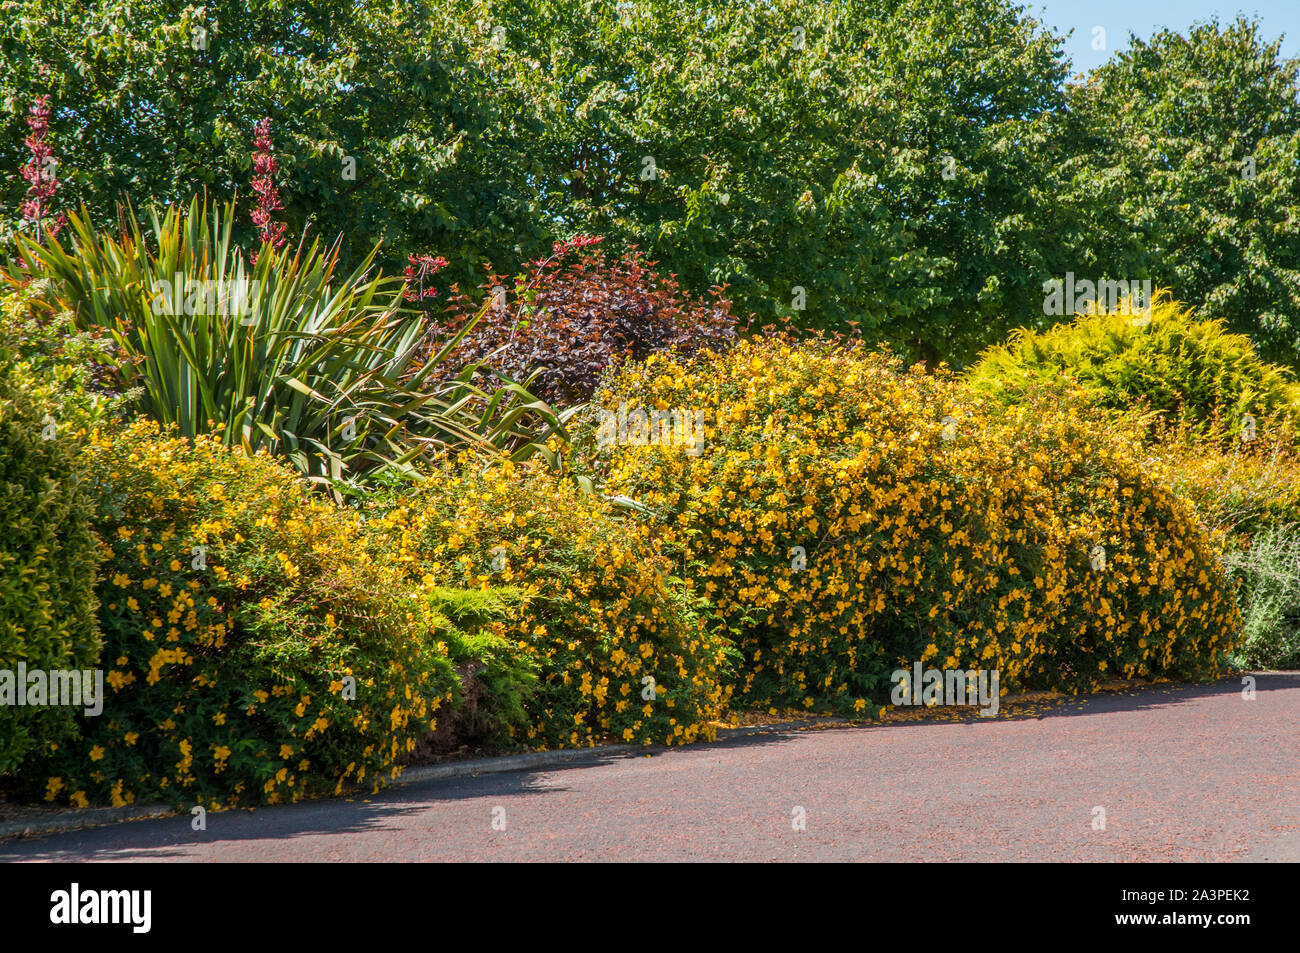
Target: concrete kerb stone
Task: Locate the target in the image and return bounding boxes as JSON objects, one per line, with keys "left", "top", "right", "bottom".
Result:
{"left": 0, "top": 803, "right": 175, "bottom": 841}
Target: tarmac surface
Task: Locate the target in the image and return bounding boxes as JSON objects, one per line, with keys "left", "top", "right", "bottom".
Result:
{"left": 3, "top": 675, "right": 1296, "bottom": 862}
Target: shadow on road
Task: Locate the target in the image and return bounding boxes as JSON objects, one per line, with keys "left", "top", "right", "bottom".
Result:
{"left": 2, "top": 672, "right": 1293, "bottom": 861}
{"left": 0, "top": 768, "right": 579, "bottom": 861}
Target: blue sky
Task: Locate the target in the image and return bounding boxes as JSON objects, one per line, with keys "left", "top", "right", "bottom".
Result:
{"left": 1032, "top": 0, "right": 1300, "bottom": 76}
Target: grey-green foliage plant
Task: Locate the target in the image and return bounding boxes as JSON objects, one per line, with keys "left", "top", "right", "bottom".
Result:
{"left": 1224, "top": 526, "right": 1300, "bottom": 670}
{"left": 10, "top": 195, "right": 572, "bottom": 488}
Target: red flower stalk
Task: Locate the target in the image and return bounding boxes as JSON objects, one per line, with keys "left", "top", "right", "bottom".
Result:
{"left": 20, "top": 95, "right": 66, "bottom": 240}
{"left": 403, "top": 253, "right": 449, "bottom": 302}
{"left": 249, "top": 117, "right": 287, "bottom": 263}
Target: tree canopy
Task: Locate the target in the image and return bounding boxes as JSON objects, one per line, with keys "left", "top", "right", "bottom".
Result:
{"left": 2, "top": 1, "right": 1297, "bottom": 366}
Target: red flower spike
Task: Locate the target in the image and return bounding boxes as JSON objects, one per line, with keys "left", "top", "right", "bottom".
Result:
{"left": 19, "top": 94, "right": 65, "bottom": 241}
{"left": 248, "top": 118, "right": 288, "bottom": 259}
{"left": 403, "top": 253, "right": 448, "bottom": 301}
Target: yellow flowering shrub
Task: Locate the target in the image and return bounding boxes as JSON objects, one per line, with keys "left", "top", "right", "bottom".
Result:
{"left": 18, "top": 420, "right": 457, "bottom": 809}
{"left": 369, "top": 460, "right": 736, "bottom": 748}
{"left": 577, "top": 338, "right": 1240, "bottom": 713}
{"left": 1144, "top": 417, "right": 1300, "bottom": 543}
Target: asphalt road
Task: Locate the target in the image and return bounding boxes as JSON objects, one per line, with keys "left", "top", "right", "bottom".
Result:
{"left": 3, "top": 675, "right": 1297, "bottom": 862}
